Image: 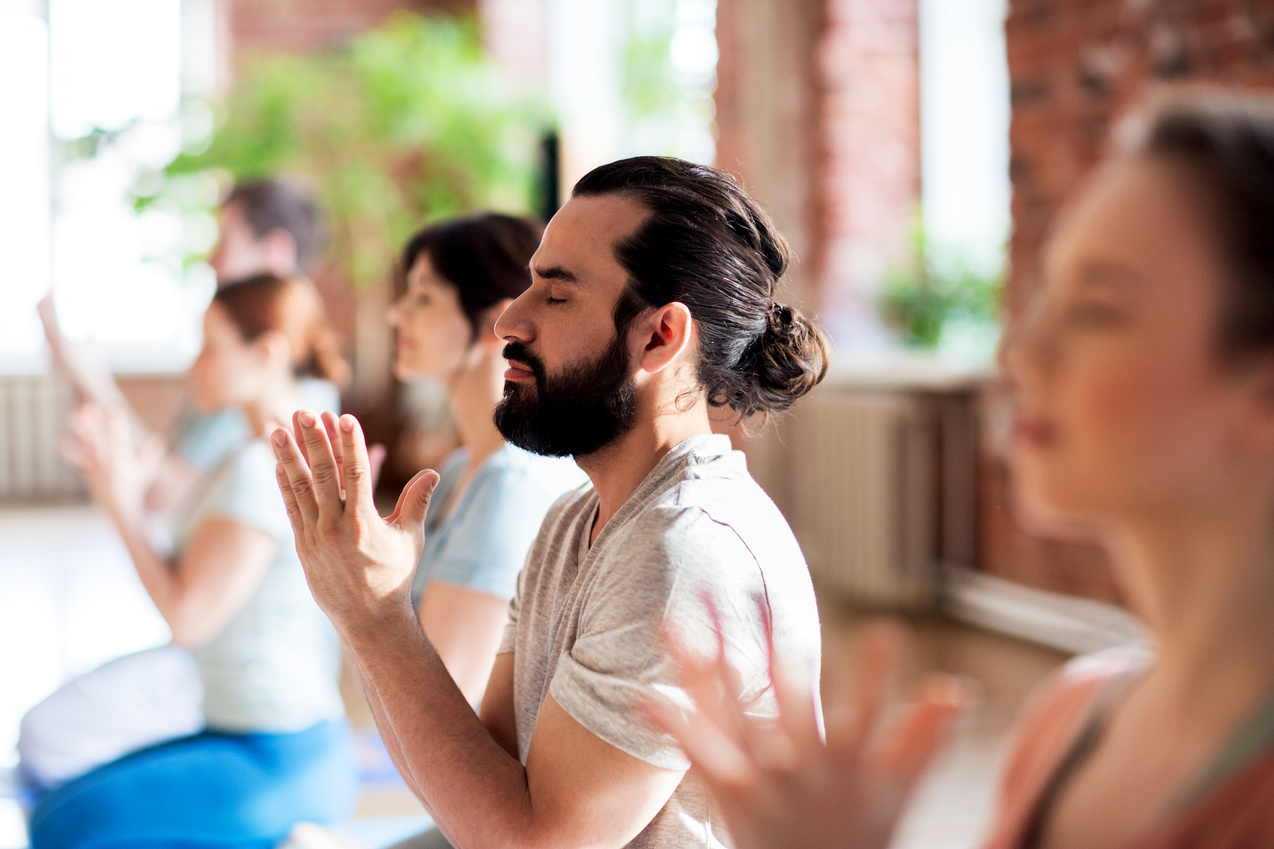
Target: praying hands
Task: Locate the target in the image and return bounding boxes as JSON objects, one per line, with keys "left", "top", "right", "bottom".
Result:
{"left": 270, "top": 409, "right": 438, "bottom": 637}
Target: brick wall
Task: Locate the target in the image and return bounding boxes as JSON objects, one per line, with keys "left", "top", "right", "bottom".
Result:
{"left": 816, "top": 0, "right": 921, "bottom": 341}
{"left": 985, "top": 0, "right": 1274, "bottom": 602}
{"left": 224, "top": 0, "right": 470, "bottom": 63}
{"left": 1007, "top": 0, "right": 1274, "bottom": 313}
{"left": 714, "top": 0, "right": 922, "bottom": 513}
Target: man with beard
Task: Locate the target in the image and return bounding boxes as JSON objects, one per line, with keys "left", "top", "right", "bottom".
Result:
{"left": 271, "top": 156, "right": 829, "bottom": 848}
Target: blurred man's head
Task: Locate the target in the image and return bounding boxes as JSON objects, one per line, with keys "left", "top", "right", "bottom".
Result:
{"left": 208, "top": 179, "right": 325, "bottom": 285}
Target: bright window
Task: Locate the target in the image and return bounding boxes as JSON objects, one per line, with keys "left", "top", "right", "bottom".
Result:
{"left": 0, "top": 0, "right": 217, "bottom": 375}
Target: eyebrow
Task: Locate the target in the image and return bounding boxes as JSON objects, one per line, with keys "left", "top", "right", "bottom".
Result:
{"left": 1076, "top": 261, "right": 1143, "bottom": 291}
{"left": 532, "top": 264, "right": 580, "bottom": 284}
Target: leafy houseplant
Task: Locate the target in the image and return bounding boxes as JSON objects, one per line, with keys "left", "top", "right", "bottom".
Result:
{"left": 141, "top": 12, "right": 547, "bottom": 293}
{"left": 879, "top": 222, "right": 1002, "bottom": 350}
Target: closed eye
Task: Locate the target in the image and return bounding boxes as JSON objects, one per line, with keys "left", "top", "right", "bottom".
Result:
{"left": 1064, "top": 300, "right": 1126, "bottom": 328}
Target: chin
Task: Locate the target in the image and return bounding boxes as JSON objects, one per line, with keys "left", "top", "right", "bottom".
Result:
{"left": 1010, "top": 461, "right": 1109, "bottom": 543}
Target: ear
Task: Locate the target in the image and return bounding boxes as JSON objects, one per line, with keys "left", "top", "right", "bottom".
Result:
{"left": 634, "top": 302, "right": 694, "bottom": 376}
{"left": 474, "top": 298, "right": 514, "bottom": 351}
{"left": 260, "top": 228, "right": 300, "bottom": 276}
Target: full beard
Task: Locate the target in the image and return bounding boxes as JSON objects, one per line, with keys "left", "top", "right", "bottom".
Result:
{"left": 493, "top": 336, "right": 637, "bottom": 458}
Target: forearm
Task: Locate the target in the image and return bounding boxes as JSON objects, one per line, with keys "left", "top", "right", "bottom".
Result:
{"left": 339, "top": 604, "right": 541, "bottom": 848}
{"left": 345, "top": 646, "right": 431, "bottom": 806}
{"left": 112, "top": 518, "right": 181, "bottom": 626}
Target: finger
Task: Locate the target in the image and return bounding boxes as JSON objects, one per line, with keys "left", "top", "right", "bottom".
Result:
{"left": 139, "top": 433, "right": 166, "bottom": 469}
{"left": 384, "top": 470, "right": 419, "bottom": 524}
{"left": 271, "top": 426, "right": 319, "bottom": 525}
{"left": 58, "top": 435, "right": 92, "bottom": 470}
{"left": 291, "top": 410, "right": 312, "bottom": 469}
{"left": 68, "top": 404, "right": 100, "bottom": 443}
{"left": 393, "top": 466, "right": 440, "bottom": 532}
{"left": 665, "top": 627, "right": 753, "bottom": 756}
{"left": 872, "top": 675, "right": 968, "bottom": 794}
{"left": 104, "top": 405, "right": 131, "bottom": 452}
{"left": 320, "top": 412, "right": 346, "bottom": 499}
{"left": 838, "top": 621, "right": 903, "bottom": 755}
{"left": 293, "top": 410, "right": 344, "bottom": 514}
{"left": 275, "top": 459, "right": 306, "bottom": 538}
{"left": 644, "top": 690, "right": 757, "bottom": 788}
{"left": 336, "top": 414, "right": 377, "bottom": 517}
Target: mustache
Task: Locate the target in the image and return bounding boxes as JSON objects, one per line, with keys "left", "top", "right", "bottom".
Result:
{"left": 502, "top": 342, "right": 546, "bottom": 384}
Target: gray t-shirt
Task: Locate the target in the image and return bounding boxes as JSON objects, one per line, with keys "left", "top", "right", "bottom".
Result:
{"left": 497, "top": 434, "right": 822, "bottom": 848}
{"left": 173, "top": 439, "right": 345, "bottom": 732}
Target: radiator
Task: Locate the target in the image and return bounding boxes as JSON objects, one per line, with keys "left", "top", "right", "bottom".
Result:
{"left": 0, "top": 373, "right": 82, "bottom": 501}
{"left": 792, "top": 386, "right": 978, "bottom": 611}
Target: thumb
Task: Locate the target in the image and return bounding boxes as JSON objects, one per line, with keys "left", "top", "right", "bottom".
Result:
{"left": 396, "top": 469, "right": 440, "bottom": 531}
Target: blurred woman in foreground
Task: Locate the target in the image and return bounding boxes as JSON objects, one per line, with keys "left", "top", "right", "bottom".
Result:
{"left": 29, "top": 275, "right": 356, "bottom": 848}
{"left": 650, "top": 91, "right": 1274, "bottom": 849}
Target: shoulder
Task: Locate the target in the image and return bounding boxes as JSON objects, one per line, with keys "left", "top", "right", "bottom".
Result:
{"left": 991, "top": 645, "right": 1153, "bottom": 835}
{"left": 476, "top": 447, "right": 587, "bottom": 499}
{"left": 199, "top": 440, "right": 292, "bottom": 540}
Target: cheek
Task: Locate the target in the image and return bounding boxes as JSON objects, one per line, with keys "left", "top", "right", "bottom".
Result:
{"left": 1046, "top": 340, "right": 1224, "bottom": 511}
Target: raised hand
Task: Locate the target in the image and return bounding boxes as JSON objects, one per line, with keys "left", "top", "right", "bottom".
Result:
{"left": 61, "top": 403, "right": 164, "bottom": 526}
{"left": 271, "top": 410, "right": 439, "bottom": 635}
{"left": 646, "top": 613, "right": 966, "bottom": 849}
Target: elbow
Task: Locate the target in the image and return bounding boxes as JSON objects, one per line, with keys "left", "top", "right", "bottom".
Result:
{"left": 166, "top": 607, "right": 215, "bottom": 649}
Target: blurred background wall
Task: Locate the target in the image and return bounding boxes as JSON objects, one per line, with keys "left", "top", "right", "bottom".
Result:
{"left": 6, "top": 0, "right": 1274, "bottom": 643}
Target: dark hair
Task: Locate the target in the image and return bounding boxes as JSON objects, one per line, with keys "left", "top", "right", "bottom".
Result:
{"left": 1125, "top": 92, "right": 1274, "bottom": 359}
{"left": 401, "top": 213, "right": 545, "bottom": 338}
{"left": 212, "top": 274, "right": 350, "bottom": 388}
{"left": 571, "top": 156, "right": 829, "bottom": 422}
{"left": 224, "top": 179, "right": 325, "bottom": 271}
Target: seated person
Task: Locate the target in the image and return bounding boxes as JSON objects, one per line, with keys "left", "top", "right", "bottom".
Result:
{"left": 27, "top": 275, "right": 357, "bottom": 849}
{"left": 271, "top": 156, "right": 830, "bottom": 848}
{"left": 389, "top": 214, "right": 586, "bottom": 706}
{"left": 21, "top": 178, "right": 338, "bottom": 787}
{"left": 651, "top": 92, "right": 1274, "bottom": 849}
{"left": 38, "top": 177, "right": 335, "bottom": 512}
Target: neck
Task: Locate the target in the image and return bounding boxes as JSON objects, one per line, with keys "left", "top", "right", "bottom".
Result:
{"left": 1110, "top": 494, "right": 1274, "bottom": 716}
{"left": 446, "top": 351, "right": 508, "bottom": 468}
{"left": 575, "top": 396, "right": 714, "bottom": 544}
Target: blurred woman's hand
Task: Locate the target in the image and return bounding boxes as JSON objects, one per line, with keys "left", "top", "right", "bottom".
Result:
{"left": 647, "top": 616, "right": 967, "bottom": 849}
{"left": 61, "top": 403, "right": 164, "bottom": 526}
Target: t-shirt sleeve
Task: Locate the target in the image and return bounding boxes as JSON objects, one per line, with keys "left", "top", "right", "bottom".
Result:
{"left": 547, "top": 507, "right": 775, "bottom": 772}
{"left": 173, "top": 408, "right": 252, "bottom": 471}
{"left": 424, "top": 466, "right": 556, "bottom": 600}
{"left": 497, "top": 564, "right": 526, "bottom": 656}
{"left": 200, "top": 442, "right": 294, "bottom": 545}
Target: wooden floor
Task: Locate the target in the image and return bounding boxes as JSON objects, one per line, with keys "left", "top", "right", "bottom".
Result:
{"left": 0, "top": 504, "right": 1069, "bottom": 849}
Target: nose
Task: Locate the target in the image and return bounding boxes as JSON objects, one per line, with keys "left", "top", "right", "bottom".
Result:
{"left": 1002, "top": 288, "right": 1056, "bottom": 393}
{"left": 386, "top": 293, "right": 404, "bottom": 328}
{"left": 493, "top": 289, "right": 535, "bottom": 344}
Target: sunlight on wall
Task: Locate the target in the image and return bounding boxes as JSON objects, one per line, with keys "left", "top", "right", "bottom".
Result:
{"left": 919, "top": 0, "right": 1011, "bottom": 277}
{"left": 0, "top": 0, "right": 216, "bottom": 375}
{"left": 0, "top": 10, "right": 52, "bottom": 374}
{"left": 549, "top": 0, "right": 718, "bottom": 192}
